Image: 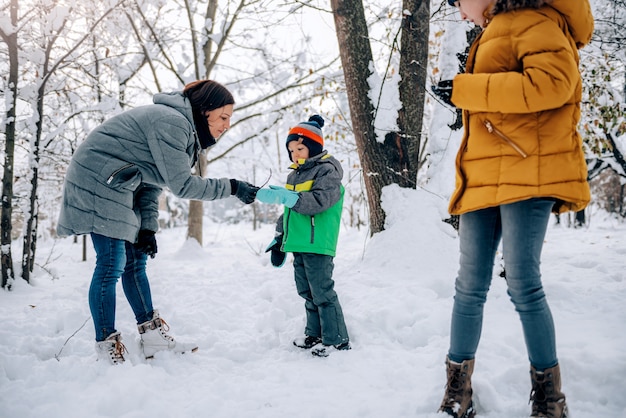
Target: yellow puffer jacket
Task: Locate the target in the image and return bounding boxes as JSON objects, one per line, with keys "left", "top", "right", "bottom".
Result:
{"left": 448, "top": 0, "right": 594, "bottom": 215}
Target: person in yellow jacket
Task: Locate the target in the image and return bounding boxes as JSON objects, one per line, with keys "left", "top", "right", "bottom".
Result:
{"left": 431, "top": 0, "right": 593, "bottom": 417}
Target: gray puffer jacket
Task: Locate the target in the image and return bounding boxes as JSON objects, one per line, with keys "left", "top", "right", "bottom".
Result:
{"left": 57, "top": 91, "right": 232, "bottom": 242}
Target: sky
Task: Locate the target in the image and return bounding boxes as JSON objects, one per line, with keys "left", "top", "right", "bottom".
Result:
{"left": 0, "top": 184, "right": 625, "bottom": 418}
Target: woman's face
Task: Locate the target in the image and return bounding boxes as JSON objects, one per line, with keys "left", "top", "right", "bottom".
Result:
{"left": 454, "top": 0, "right": 493, "bottom": 28}
{"left": 205, "top": 104, "right": 233, "bottom": 140}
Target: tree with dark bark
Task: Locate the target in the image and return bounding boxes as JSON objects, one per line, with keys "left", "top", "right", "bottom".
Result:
{"left": 0, "top": 0, "right": 18, "bottom": 289}
{"left": 331, "top": 0, "right": 430, "bottom": 234}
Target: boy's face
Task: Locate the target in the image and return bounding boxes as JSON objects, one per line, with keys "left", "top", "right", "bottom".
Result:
{"left": 288, "top": 140, "right": 310, "bottom": 164}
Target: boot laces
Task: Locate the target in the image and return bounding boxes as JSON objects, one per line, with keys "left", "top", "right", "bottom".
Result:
{"left": 157, "top": 318, "right": 174, "bottom": 342}
{"left": 530, "top": 377, "right": 552, "bottom": 415}
{"left": 445, "top": 367, "right": 466, "bottom": 400}
{"left": 108, "top": 338, "right": 127, "bottom": 364}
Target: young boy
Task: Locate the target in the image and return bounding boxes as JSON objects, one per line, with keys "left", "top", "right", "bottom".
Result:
{"left": 256, "top": 115, "right": 350, "bottom": 357}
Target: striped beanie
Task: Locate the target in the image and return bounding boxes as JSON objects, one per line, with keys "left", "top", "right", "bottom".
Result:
{"left": 286, "top": 115, "right": 325, "bottom": 160}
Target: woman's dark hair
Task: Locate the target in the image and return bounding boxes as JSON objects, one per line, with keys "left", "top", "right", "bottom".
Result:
{"left": 183, "top": 80, "right": 235, "bottom": 149}
{"left": 491, "top": 0, "right": 549, "bottom": 15}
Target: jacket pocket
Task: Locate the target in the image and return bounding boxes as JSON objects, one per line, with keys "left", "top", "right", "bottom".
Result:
{"left": 105, "top": 162, "right": 142, "bottom": 191}
{"left": 483, "top": 119, "right": 528, "bottom": 158}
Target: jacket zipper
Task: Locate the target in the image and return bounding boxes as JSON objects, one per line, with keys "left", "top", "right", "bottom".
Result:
{"left": 483, "top": 119, "right": 528, "bottom": 158}
{"left": 310, "top": 216, "right": 315, "bottom": 244}
{"left": 107, "top": 163, "right": 134, "bottom": 184}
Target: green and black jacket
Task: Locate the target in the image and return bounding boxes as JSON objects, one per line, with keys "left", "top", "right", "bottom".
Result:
{"left": 276, "top": 151, "right": 344, "bottom": 257}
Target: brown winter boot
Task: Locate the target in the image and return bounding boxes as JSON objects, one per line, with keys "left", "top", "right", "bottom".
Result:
{"left": 438, "top": 356, "right": 476, "bottom": 418}
{"left": 529, "top": 364, "right": 568, "bottom": 417}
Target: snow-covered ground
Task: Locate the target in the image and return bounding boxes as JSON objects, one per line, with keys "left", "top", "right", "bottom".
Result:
{"left": 1, "top": 185, "right": 624, "bottom": 418}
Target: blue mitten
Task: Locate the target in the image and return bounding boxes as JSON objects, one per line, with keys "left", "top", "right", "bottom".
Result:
{"left": 265, "top": 235, "right": 286, "bottom": 268}
{"left": 256, "top": 185, "right": 300, "bottom": 208}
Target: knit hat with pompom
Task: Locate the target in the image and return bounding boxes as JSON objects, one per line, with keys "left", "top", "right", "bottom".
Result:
{"left": 286, "top": 115, "right": 325, "bottom": 160}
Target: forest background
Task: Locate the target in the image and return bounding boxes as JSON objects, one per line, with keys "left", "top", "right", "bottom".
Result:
{"left": 0, "top": 0, "right": 625, "bottom": 289}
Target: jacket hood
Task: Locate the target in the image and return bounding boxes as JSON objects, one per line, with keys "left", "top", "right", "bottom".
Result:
{"left": 153, "top": 91, "right": 203, "bottom": 160}
{"left": 548, "top": 0, "right": 594, "bottom": 48}
{"left": 153, "top": 92, "right": 195, "bottom": 125}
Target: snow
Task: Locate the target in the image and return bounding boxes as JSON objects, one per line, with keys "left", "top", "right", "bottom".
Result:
{"left": 1, "top": 186, "right": 625, "bottom": 418}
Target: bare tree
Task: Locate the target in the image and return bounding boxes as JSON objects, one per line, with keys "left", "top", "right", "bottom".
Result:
{"left": 579, "top": 0, "right": 626, "bottom": 216}
{"left": 15, "top": 1, "right": 122, "bottom": 282}
{"left": 395, "top": 0, "right": 430, "bottom": 184}
{"left": 0, "top": 0, "right": 18, "bottom": 289}
{"left": 331, "top": 0, "right": 429, "bottom": 234}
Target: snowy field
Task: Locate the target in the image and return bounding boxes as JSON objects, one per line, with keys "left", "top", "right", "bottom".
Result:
{"left": 0, "top": 186, "right": 624, "bottom": 418}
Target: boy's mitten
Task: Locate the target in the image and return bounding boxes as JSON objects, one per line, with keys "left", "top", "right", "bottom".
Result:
{"left": 230, "top": 179, "right": 259, "bottom": 204}
{"left": 256, "top": 185, "right": 300, "bottom": 208}
{"left": 134, "top": 229, "right": 157, "bottom": 258}
{"left": 265, "top": 235, "right": 286, "bottom": 268}
{"left": 431, "top": 79, "right": 455, "bottom": 107}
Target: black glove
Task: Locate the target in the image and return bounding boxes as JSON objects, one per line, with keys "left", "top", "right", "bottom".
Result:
{"left": 230, "top": 179, "right": 259, "bottom": 204}
{"left": 431, "top": 79, "right": 454, "bottom": 107}
{"left": 265, "top": 235, "right": 286, "bottom": 268}
{"left": 134, "top": 229, "right": 157, "bottom": 258}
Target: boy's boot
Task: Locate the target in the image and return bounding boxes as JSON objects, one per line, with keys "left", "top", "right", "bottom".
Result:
{"left": 438, "top": 356, "right": 476, "bottom": 418}
{"left": 138, "top": 310, "right": 198, "bottom": 359}
{"left": 310, "top": 341, "right": 351, "bottom": 357}
{"left": 95, "top": 331, "right": 127, "bottom": 365}
{"left": 529, "top": 364, "right": 568, "bottom": 418}
{"left": 293, "top": 335, "right": 322, "bottom": 349}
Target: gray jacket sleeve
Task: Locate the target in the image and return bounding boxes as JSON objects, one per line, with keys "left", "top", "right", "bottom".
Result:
{"left": 135, "top": 184, "right": 162, "bottom": 233}
{"left": 147, "top": 114, "right": 231, "bottom": 200}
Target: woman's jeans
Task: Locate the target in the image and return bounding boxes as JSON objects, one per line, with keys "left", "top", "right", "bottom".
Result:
{"left": 89, "top": 233, "right": 154, "bottom": 341}
{"left": 448, "top": 198, "right": 558, "bottom": 370}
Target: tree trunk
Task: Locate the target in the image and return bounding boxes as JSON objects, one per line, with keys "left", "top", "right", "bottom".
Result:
{"left": 0, "top": 0, "right": 18, "bottom": 289}
{"left": 187, "top": 0, "right": 219, "bottom": 245}
{"left": 187, "top": 152, "right": 208, "bottom": 244}
{"left": 331, "top": 0, "right": 388, "bottom": 234}
{"left": 21, "top": 74, "right": 46, "bottom": 283}
{"left": 397, "top": 0, "right": 430, "bottom": 183}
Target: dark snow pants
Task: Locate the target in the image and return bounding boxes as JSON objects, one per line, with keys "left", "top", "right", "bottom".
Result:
{"left": 293, "top": 252, "right": 349, "bottom": 346}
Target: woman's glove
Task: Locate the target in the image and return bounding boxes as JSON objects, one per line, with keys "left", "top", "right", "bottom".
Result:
{"left": 134, "top": 229, "right": 157, "bottom": 258}
{"left": 431, "top": 79, "right": 454, "bottom": 107}
{"left": 265, "top": 235, "right": 286, "bottom": 268}
{"left": 256, "top": 185, "right": 300, "bottom": 208}
{"left": 230, "top": 179, "right": 259, "bottom": 204}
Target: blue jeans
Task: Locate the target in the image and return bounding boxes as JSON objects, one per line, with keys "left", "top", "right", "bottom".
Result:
{"left": 89, "top": 233, "right": 154, "bottom": 341}
{"left": 448, "top": 198, "right": 558, "bottom": 370}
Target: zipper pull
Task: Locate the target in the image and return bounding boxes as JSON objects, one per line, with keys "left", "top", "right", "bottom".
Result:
{"left": 484, "top": 119, "right": 528, "bottom": 158}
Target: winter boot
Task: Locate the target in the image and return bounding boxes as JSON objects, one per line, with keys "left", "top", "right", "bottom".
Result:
{"left": 293, "top": 335, "right": 322, "bottom": 349}
{"left": 95, "top": 331, "right": 127, "bottom": 365}
{"left": 529, "top": 364, "right": 568, "bottom": 418}
{"left": 138, "top": 310, "right": 198, "bottom": 359}
{"left": 311, "top": 341, "right": 351, "bottom": 357}
{"left": 438, "top": 356, "right": 476, "bottom": 418}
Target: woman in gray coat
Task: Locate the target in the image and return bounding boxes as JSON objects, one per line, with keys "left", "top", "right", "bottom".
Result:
{"left": 58, "top": 80, "right": 258, "bottom": 364}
